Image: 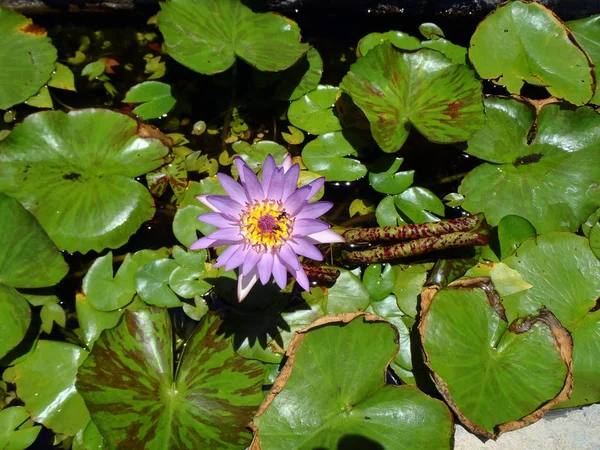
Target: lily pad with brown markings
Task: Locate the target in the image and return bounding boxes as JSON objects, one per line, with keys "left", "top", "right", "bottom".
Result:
{"left": 77, "top": 307, "right": 264, "bottom": 450}
{"left": 419, "top": 278, "right": 573, "bottom": 439}
{"left": 340, "top": 42, "right": 484, "bottom": 153}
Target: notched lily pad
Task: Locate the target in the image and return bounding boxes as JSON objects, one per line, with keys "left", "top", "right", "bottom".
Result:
{"left": 0, "top": 109, "right": 169, "bottom": 253}
{"left": 302, "top": 131, "right": 367, "bottom": 181}
{"left": 459, "top": 98, "right": 600, "bottom": 233}
{"left": 0, "top": 285, "right": 31, "bottom": 360}
{"left": 158, "top": 0, "right": 308, "bottom": 75}
{"left": 77, "top": 308, "right": 265, "bottom": 449}
{"left": 341, "top": 43, "right": 484, "bottom": 153}
{"left": 251, "top": 313, "right": 454, "bottom": 449}
{"left": 0, "top": 9, "right": 57, "bottom": 109}
{"left": 469, "top": 1, "right": 594, "bottom": 104}
{"left": 419, "top": 278, "right": 573, "bottom": 439}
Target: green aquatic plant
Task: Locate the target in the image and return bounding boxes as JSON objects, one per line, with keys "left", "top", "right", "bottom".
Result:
{"left": 0, "top": 0, "right": 599, "bottom": 449}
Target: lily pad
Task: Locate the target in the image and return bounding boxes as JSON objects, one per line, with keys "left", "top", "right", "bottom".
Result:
{"left": 0, "top": 9, "right": 57, "bottom": 109}
{"left": 340, "top": 43, "right": 484, "bottom": 153}
{"left": 0, "top": 285, "right": 30, "bottom": 360}
{"left": 469, "top": 1, "right": 593, "bottom": 104}
{"left": 252, "top": 314, "right": 454, "bottom": 449}
{"left": 0, "top": 194, "right": 68, "bottom": 288}
{"left": 158, "top": 0, "right": 308, "bottom": 75}
{"left": 459, "top": 98, "right": 600, "bottom": 233}
{"left": 275, "top": 48, "right": 323, "bottom": 101}
{"left": 567, "top": 15, "right": 600, "bottom": 104}
{"left": 287, "top": 85, "right": 342, "bottom": 135}
{"left": 77, "top": 308, "right": 264, "bottom": 449}
{"left": 503, "top": 232, "right": 600, "bottom": 406}
{"left": 0, "top": 406, "right": 41, "bottom": 450}
{"left": 14, "top": 340, "right": 90, "bottom": 436}
{"left": 420, "top": 279, "right": 573, "bottom": 438}
{"left": 302, "top": 131, "right": 367, "bottom": 181}
{"left": 497, "top": 215, "right": 536, "bottom": 259}
{"left": 357, "top": 31, "right": 421, "bottom": 56}
{"left": 123, "top": 81, "right": 176, "bottom": 120}
{"left": 368, "top": 157, "right": 414, "bottom": 195}
{"left": 0, "top": 109, "right": 169, "bottom": 253}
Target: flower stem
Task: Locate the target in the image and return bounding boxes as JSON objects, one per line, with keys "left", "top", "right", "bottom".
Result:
{"left": 344, "top": 230, "right": 489, "bottom": 264}
{"left": 302, "top": 264, "right": 340, "bottom": 283}
{"left": 342, "top": 213, "right": 485, "bottom": 243}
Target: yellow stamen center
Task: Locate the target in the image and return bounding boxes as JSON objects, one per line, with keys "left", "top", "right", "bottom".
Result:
{"left": 239, "top": 199, "right": 293, "bottom": 250}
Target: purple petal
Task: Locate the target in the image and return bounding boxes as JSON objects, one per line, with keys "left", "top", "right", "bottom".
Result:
{"left": 272, "top": 255, "right": 288, "bottom": 289}
{"left": 189, "top": 236, "right": 215, "bottom": 250}
{"left": 288, "top": 237, "right": 324, "bottom": 261}
{"left": 305, "top": 228, "right": 346, "bottom": 244}
{"left": 293, "top": 265, "right": 310, "bottom": 291}
{"left": 234, "top": 157, "right": 249, "bottom": 183}
{"left": 282, "top": 164, "right": 300, "bottom": 201}
{"left": 242, "top": 248, "right": 262, "bottom": 276}
{"left": 207, "top": 227, "right": 243, "bottom": 243}
{"left": 225, "top": 245, "right": 249, "bottom": 271}
{"left": 294, "top": 201, "right": 334, "bottom": 220}
{"left": 214, "top": 243, "right": 242, "bottom": 268}
{"left": 197, "top": 212, "right": 236, "bottom": 228}
{"left": 292, "top": 218, "right": 331, "bottom": 237}
{"left": 283, "top": 185, "right": 311, "bottom": 217}
{"left": 205, "top": 195, "right": 244, "bottom": 217}
{"left": 258, "top": 251, "right": 274, "bottom": 285}
{"left": 241, "top": 164, "right": 265, "bottom": 202}
{"left": 266, "top": 167, "right": 285, "bottom": 201}
{"left": 261, "top": 154, "right": 277, "bottom": 190}
{"left": 238, "top": 266, "right": 259, "bottom": 302}
{"left": 195, "top": 194, "right": 218, "bottom": 212}
{"left": 281, "top": 154, "right": 292, "bottom": 172}
{"left": 278, "top": 242, "right": 300, "bottom": 271}
{"left": 306, "top": 177, "right": 325, "bottom": 201}
{"left": 217, "top": 173, "right": 247, "bottom": 205}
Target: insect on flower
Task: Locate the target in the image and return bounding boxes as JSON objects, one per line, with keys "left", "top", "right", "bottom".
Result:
{"left": 190, "top": 154, "right": 344, "bottom": 301}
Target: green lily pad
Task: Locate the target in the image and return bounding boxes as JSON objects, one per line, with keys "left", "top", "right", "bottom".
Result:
{"left": 252, "top": 314, "right": 454, "bottom": 449}
{"left": 503, "top": 232, "right": 600, "bottom": 406}
{"left": 123, "top": 81, "right": 176, "bottom": 120}
{"left": 47, "top": 62, "right": 76, "bottom": 91}
{"left": 392, "top": 263, "right": 432, "bottom": 318}
{"left": 287, "top": 85, "right": 342, "bottom": 135}
{"left": 590, "top": 222, "right": 600, "bottom": 260}
{"left": 362, "top": 263, "right": 395, "bottom": 301}
{"left": 419, "top": 23, "right": 445, "bottom": 40}
{"left": 158, "top": 0, "right": 308, "bottom": 75}
{"left": 368, "top": 157, "right": 414, "bottom": 195}
{"left": 459, "top": 98, "right": 600, "bottom": 233}
{"left": 0, "top": 194, "right": 68, "bottom": 288}
{"left": 75, "top": 294, "right": 123, "bottom": 349}
{"left": 135, "top": 259, "right": 181, "bottom": 307}
{"left": 275, "top": 48, "right": 323, "bottom": 101}
{"left": 14, "top": 340, "right": 90, "bottom": 436}
{"left": 497, "top": 215, "right": 536, "bottom": 259}
{"left": 0, "top": 285, "right": 30, "bottom": 360}
{"left": 169, "top": 246, "right": 212, "bottom": 298}
{"left": 567, "top": 15, "right": 600, "bottom": 104}
{"left": 326, "top": 269, "right": 370, "bottom": 314}
{"left": 357, "top": 31, "right": 421, "bottom": 56}
{"left": 0, "top": 109, "right": 169, "bottom": 253}
{"left": 147, "top": 154, "right": 188, "bottom": 198}
{"left": 231, "top": 141, "right": 288, "bottom": 174}
{"left": 0, "top": 9, "right": 57, "bottom": 109}
{"left": 0, "top": 406, "right": 41, "bottom": 450}
{"left": 72, "top": 419, "right": 106, "bottom": 450}
{"left": 77, "top": 308, "right": 264, "bottom": 449}
{"left": 340, "top": 43, "right": 484, "bottom": 153}
{"left": 420, "top": 279, "right": 573, "bottom": 438}
{"left": 302, "top": 131, "right": 367, "bottom": 181}
{"left": 469, "top": 1, "right": 593, "bottom": 104}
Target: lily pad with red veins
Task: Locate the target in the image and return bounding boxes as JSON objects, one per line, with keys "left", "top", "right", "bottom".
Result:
{"left": 340, "top": 42, "right": 484, "bottom": 153}
{"left": 77, "top": 307, "right": 264, "bottom": 449}
{"left": 459, "top": 98, "right": 600, "bottom": 233}
{"left": 0, "top": 109, "right": 169, "bottom": 253}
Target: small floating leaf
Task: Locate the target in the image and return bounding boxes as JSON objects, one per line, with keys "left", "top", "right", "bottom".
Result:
{"left": 123, "top": 81, "right": 176, "bottom": 120}
{"left": 0, "top": 406, "right": 41, "bottom": 450}
{"left": 276, "top": 48, "right": 323, "bottom": 101}
{"left": 287, "top": 85, "right": 342, "bottom": 135}
{"left": 0, "top": 285, "right": 31, "bottom": 360}
{"left": 469, "top": 1, "right": 593, "bottom": 104}
{"left": 0, "top": 9, "right": 57, "bottom": 109}
{"left": 302, "top": 131, "right": 367, "bottom": 181}
{"left": 158, "top": 0, "right": 308, "bottom": 74}
{"left": 0, "top": 109, "right": 169, "bottom": 253}
{"left": 341, "top": 43, "right": 484, "bottom": 153}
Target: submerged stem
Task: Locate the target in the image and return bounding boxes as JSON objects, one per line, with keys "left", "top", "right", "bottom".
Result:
{"left": 343, "top": 213, "right": 485, "bottom": 243}
{"left": 344, "top": 231, "right": 489, "bottom": 264}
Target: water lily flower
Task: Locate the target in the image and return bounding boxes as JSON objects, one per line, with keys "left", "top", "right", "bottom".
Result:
{"left": 190, "top": 154, "right": 344, "bottom": 301}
